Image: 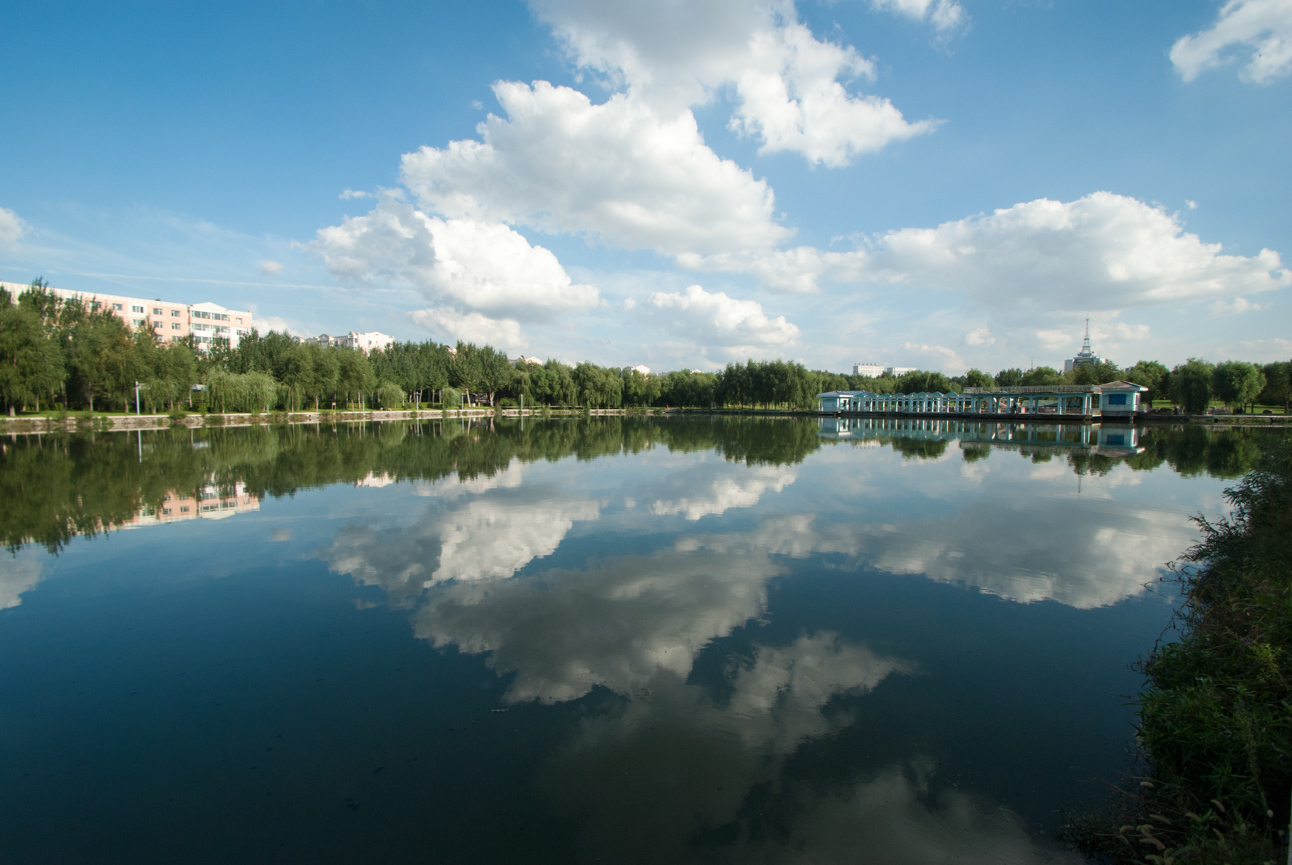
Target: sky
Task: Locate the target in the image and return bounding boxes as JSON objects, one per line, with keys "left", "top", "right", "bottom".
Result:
{"left": 1, "top": 0, "right": 1290, "bottom": 374}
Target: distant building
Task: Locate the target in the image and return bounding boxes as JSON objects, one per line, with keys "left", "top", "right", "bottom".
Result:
{"left": 852, "top": 362, "right": 885, "bottom": 377}
{"left": 2, "top": 281, "right": 254, "bottom": 350}
{"left": 301, "top": 330, "right": 394, "bottom": 353}
{"left": 1064, "top": 320, "right": 1105, "bottom": 373}
{"left": 885, "top": 366, "right": 916, "bottom": 377}
{"left": 629, "top": 364, "right": 651, "bottom": 376}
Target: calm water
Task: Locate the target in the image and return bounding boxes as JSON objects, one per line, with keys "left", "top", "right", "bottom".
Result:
{"left": 1, "top": 417, "right": 1284, "bottom": 864}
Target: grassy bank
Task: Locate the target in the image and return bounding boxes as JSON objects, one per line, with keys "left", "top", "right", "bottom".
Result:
{"left": 1068, "top": 445, "right": 1292, "bottom": 863}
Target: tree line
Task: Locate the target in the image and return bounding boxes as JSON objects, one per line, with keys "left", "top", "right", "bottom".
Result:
{"left": 3, "top": 279, "right": 1288, "bottom": 415}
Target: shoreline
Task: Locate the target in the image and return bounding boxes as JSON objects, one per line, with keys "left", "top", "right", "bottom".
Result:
{"left": 1, "top": 406, "right": 1288, "bottom": 435}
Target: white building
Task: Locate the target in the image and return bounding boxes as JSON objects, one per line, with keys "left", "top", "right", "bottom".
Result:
{"left": 340, "top": 331, "right": 395, "bottom": 353}
{"left": 629, "top": 364, "right": 651, "bottom": 376}
{"left": 852, "top": 362, "right": 885, "bottom": 377}
{"left": 2, "top": 281, "right": 253, "bottom": 350}
{"left": 1064, "top": 320, "right": 1105, "bottom": 373}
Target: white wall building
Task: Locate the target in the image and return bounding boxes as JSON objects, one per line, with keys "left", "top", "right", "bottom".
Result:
{"left": 629, "top": 364, "right": 651, "bottom": 376}
{"left": 852, "top": 362, "right": 885, "bottom": 377}
{"left": 2, "top": 281, "right": 253, "bottom": 350}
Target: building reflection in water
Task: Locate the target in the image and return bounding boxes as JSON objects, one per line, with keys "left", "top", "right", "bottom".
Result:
{"left": 122, "top": 481, "right": 260, "bottom": 529}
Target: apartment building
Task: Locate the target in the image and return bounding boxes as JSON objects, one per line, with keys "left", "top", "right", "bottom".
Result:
{"left": 1, "top": 281, "right": 255, "bottom": 350}
{"left": 300, "top": 330, "right": 394, "bottom": 353}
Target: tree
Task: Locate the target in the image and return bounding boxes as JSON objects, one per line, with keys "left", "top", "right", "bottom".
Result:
{"left": 0, "top": 303, "right": 64, "bottom": 414}
{"left": 1125, "top": 360, "right": 1169, "bottom": 404}
{"left": 1211, "top": 361, "right": 1265, "bottom": 412}
{"left": 995, "top": 368, "right": 1025, "bottom": 387}
{"left": 1170, "top": 358, "right": 1215, "bottom": 415}
{"left": 1020, "top": 366, "right": 1062, "bottom": 387}
{"left": 68, "top": 310, "right": 136, "bottom": 412}
{"left": 961, "top": 368, "right": 994, "bottom": 390}
{"left": 1257, "top": 361, "right": 1290, "bottom": 413}
{"left": 375, "top": 381, "right": 405, "bottom": 410}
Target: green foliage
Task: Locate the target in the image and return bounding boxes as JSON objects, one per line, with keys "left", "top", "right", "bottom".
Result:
{"left": 375, "top": 381, "right": 405, "bottom": 410}
{"left": 1257, "top": 361, "right": 1290, "bottom": 412}
{"left": 1125, "top": 360, "right": 1170, "bottom": 403}
{"left": 960, "top": 368, "right": 994, "bottom": 389}
{"left": 1212, "top": 360, "right": 1266, "bottom": 410}
{"left": 1172, "top": 358, "right": 1216, "bottom": 415}
{"left": 995, "top": 368, "right": 1025, "bottom": 387}
{"left": 1020, "top": 366, "right": 1063, "bottom": 386}
{"left": 1069, "top": 445, "right": 1292, "bottom": 863}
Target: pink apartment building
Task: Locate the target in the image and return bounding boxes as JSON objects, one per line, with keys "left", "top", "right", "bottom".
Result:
{"left": 1, "top": 281, "right": 255, "bottom": 349}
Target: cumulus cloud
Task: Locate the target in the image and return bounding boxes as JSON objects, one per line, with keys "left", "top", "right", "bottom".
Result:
{"left": 0, "top": 554, "right": 44, "bottom": 610}
{"left": 312, "top": 196, "right": 598, "bottom": 319}
{"left": 401, "top": 81, "right": 789, "bottom": 256}
{"left": 0, "top": 206, "right": 27, "bottom": 247}
{"left": 645, "top": 284, "right": 800, "bottom": 352}
{"left": 963, "top": 327, "right": 995, "bottom": 347}
{"left": 1210, "top": 296, "right": 1265, "bottom": 314}
{"left": 900, "top": 341, "right": 964, "bottom": 372}
{"left": 258, "top": 259, "right": 284, "bottom": 275}
{"left": 1171, "top": 0, "right": 1292, "bottom": 84}
{"left": 415, "top": 548, "right": 781, "bottom": 703}
{"left": 530, "top": 0, "right": 934, "bottom": 166}
{"left": 646, "top": 462, "right": 797, "bottom": 520}
{"left": 410, "top": 307, "right": 524, "bottom": 349}
{"left": 702, "top": 193, "right": 1291, "bottom": 312}
{"left": 870, "top": 0, "right": 967, "bottom": 33}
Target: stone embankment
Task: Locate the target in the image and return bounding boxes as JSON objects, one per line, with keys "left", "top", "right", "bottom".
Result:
{"left": 0, "top": 407, "right": 661, "bottom": 434}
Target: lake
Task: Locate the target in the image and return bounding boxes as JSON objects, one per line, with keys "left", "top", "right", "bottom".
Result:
{"left": 0, "top": 417, "right": 1284, "bottom": 864}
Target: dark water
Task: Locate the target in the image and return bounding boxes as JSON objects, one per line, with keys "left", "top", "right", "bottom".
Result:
{"left": 0, "top": 417, "right": 1284, "bottom": 864}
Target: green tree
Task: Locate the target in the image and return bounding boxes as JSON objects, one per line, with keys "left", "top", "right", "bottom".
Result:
{"left": 1211, "top": 360, "right": 1265, "bottom": 412}
{"left": 1257, "top": 361, "right": 1290, "bottom": 413}
{"left": 1170, "top": 358, "right": 1215, "bottom": 415}
{"left": 960, "top": 368, "right": 994, "bottom": 389}
{"left": 68, "top": 310, "right": 136, "bottom": 411}
{"left": 1020, "top": 366, "right": 1062, "bottom": 387}
{"left": 0, "top": 302, "right": 65, "bottom": 414}
{"left": 375, "top": 381, "right": 405, "bottom": 410}
{"left": 995, "top": 368, "right": 1025, "bottom": 387}
{"left": 1124, "top": 360, "right": 1169, "bottom": 404}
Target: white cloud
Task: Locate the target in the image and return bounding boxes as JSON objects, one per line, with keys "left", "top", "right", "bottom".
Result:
{"left": 411, "top": 307, "right": 525, "bottom": 350}
{"left": 311, "top": 196, "right": 598, "bottom": 319}
{"left": 0, "top": 554, "right": 44, "bottom": 611}
{"left": 254, "top": 314, "right": 308, "bottom": 338}
{"left": 727, "top": 192, "right": 1291, "bottom": 312}
{"left": 339, "top": 188, "right": 374, "bottom": 200}
{"left": 530, "top": 0, "right": 935, "bottom": 166}
{"left": 647, "top": 462, "right": 797, "bottom": 520}
{"left": 258, "top": 260, "right": 284, "bottom": 275}
{"left": 415, "top": 548, "right": 780, "bottom": 703}
{"left": 645, "top": 284, "right": 800, "bottom": 351}
{"left": 1171, "top": 0, "right": 1292, "bottom": 84}
{"left": 0, "top": 206, "right": 27, "bottom": 247}
{"left": 401, "top": 81, "right": 789, "bottom": 256}
{"left": 431, "top": 497, "right": 601, "bottom": 584}
{"left": 900, "top": 341, "right": 964, "bottom": 371}
{"left": 728, "top": 20, "right": 938, "bottom": 166}
{"left": 1210, "top": 295, "right": 1265, "bottom": 314}
{"left": 963, "top": 327, "right": 995, "bottom": 347}
{"left": 1035, "top": 328, "right": 1072, "bottom": 352}
{"left": 869, "top": 0, "right": 966, "bottom": 33}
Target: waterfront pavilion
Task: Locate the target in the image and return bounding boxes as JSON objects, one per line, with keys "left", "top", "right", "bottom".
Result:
{"left": 817, "top": 381, "right": 1148, "bottom": 419}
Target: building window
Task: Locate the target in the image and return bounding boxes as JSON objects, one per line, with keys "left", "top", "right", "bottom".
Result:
{"left": 90, "top": 301, "right": 100, "bottom": 309}
{"left": 236, "top": 317, "right": 243, "bottom": 324}
{"left": 113, "top": 303, "right": 123, "bottom": 311}
{"left": 162, "top": 508, "right": 171, "bottom": 515}
{"left": 1108, "top": 393, "right": 1128, "bottom": 406}
{"left": 153, "top": 307, "right": 162, "bottom": 315}
{"left": 171, "top": 309, "right": 180, "bottom": 317}
{"left": 171, "top": 323, "right": 181, "bottom": 330}
{"left": 180, "top": 506, "right": 190, "bottom": 513}
{"left": 132, "top": 305, "right": 144, "bottom": 313}
{"left": 133, "top": 318, "right": 146, "bottom": 326}
{"left": 153, "top": 321, "right": 163, "bottom": 329}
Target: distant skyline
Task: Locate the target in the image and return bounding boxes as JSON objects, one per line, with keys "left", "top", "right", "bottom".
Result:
{"left": 2, "top": 0, "right": 1289, "bottom": 373}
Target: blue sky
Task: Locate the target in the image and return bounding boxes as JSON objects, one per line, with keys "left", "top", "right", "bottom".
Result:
{"left": 2, "top": 0, "right": 1289, "bottom": 373}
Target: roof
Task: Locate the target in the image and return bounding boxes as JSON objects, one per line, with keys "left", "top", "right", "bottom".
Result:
{"left": 1098, "top": 380, "right": 1148, "bottom": 391}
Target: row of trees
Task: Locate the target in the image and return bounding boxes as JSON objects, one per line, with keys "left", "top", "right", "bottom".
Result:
{"left": 2, "top": 279, "right": 1289, "bottom": 415}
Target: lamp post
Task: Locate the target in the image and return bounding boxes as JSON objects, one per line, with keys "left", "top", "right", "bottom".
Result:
{"left": 134, "top": 381, "right": 141, "bottom": 416}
